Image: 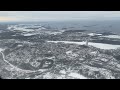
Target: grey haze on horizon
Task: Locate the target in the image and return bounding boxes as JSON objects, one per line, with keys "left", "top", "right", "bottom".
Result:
{"left": 0, "top": 11, "right": 120, "bottom": 22}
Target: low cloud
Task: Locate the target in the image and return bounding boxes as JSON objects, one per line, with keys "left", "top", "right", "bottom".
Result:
{"left": 0, "top": 17, "right": 17, "bottom": 21}
{"left": 0, "top": 11, "right": 120, "bottom": 22}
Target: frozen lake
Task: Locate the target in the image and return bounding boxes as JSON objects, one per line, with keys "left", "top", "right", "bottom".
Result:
{"left": 48, "top": 41, "right": 120, "bottom": 50}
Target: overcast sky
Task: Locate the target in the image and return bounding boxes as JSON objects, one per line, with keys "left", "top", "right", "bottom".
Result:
{"left": 0, "top": 11, "right": 120, "bottom": 22}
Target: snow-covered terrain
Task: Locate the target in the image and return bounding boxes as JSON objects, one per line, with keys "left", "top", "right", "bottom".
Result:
{"left": 68, "top": 72, "right": 87, "bottom": 79}
{"left": 7, "top": 24, "right": 46, "bottom": 32}
{"left": 2, "top": 23, "right": 120, "bottom": 79}
{"left": 8, "top": 25, "right": 34, "bottom": 32}
{"left": 59, "top": 70, "right": 87, "bottom": 79}
{"left": 42, "top": 30, "right": 64, "bottom": 35}
{"left": 48, "top": 32, "right": 63, "bottom": 35}
{"left": 23, "top": 33, "right": 36, "bottom": 36}
{"left": 88, "top": 33, "right": 102, "bottom": 36}
{"left": 48, "top": 41, "right": 120, "bottom": 49}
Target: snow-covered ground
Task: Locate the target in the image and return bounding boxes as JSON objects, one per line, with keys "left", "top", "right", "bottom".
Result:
{"left": 12, "top": 35, "right": 17, "bottom": 36}
{"left": 47, "top": 41, "right": 120, "bottom": 50}
{"left": 44, "top": 30, "right": 64, "bottom": 35}
{"left": 88, "top": 33, "right": 102, "bottom": 36}
{"left": 68, "top": 72, "right": 87, "bottom": 79}
{"left": 23, "top": 33, "right": 36, "bottom": 36}
{"left": 17, "top": 44, "right": 23, "bottom": 47}
{"left": 59, "top": 70, "right": 87, "bottom": 79}
{"left": 0, "top": 48, "right": 4, "bottom": 52}
{"left": 48, "top": 32, "right": 63, "bottom": 35}
{"left": 60, "top": 70, "right": 66, "bottom": 74}
{"left": 7, "top": 24, "right": 46, "bottom": 32}
{"left": 100, "top": 35, "right": 120, "bottom": 39}
{"left": 8, "top": 26, "right": 34, "bottom": 32}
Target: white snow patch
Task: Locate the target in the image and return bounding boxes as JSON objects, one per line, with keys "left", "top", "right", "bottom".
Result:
{"left": 100, "top": 58, "right": 109, "bottom": 62}
{"left": 48, "top": 41, "right": 120, "bottom": 50}
{"left": 68, "top": 72, "right": 87, "bottom": 79}
{"left": 12, "top": 35, "right": 17, "bottom": 36}
{"left": 43, "top": 72, "right": 53, "bottom": 79}
{"left": 7, "top": 25, "right": 39, "bottom": 32}
{"left": 52, "top": 32, "right": 63, "bottom": 35}
{"left": 88, "top": 33, "right": 102, "bottom": 36}
{"left": 46, "top": 31, "right": 63, "bottom": 35}
{"left": 23, "top": 33, "right": 36, "bottom": 36}
{"left": 97, "top": 34, "right": 102, "bottom": 35}
{"left": 60, "top": 70, "right": 66, "bottom": 74}
{"left": 47, "top": 56, "right": 55, "bottom": 59}
{"left": 88, "top": 33, "right": 96, "bottom": 36}
{"left": 66, "top": 51, "right": 72, "bottom": 54}
{"left": 8, "top": 25, "right": 34, "bottom": 32}
{"left": 0, "top": 48, "right": 4, "bottom": 52}
{"left": 17, "top": 45, "right": 23, "bottom": 47}
{"left": 91, "top": 51, "right": 97, "bottom": 54}
{"left": 14, "top": 27, "right": 34, "bottom": 32}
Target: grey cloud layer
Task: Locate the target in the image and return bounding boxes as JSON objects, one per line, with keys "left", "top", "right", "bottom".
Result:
{"left": 0, "top": 11, "right": 120, "bottom": 21}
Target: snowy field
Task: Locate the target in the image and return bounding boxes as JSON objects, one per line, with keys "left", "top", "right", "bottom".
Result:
{"left": 46, "top": 31, "right": 63, "bottom": 35}
{"left": 47, "top": 41, "right": 120, "bottom": 50}
{"left": 7, "top": 24, "right": 46, "bottom": 32}
{"left": 68, "top": 72, "right": 87, "bottom": 79}
{"left": 8, "top": 26, "right": 34, "bottom": 32}
{"left": 23, "top": 33, "right": 36, "bottom": 36}
{"left": 59, "top": 70, "right": 87, "bottom": 79}
{"left": 88, "top": 33, "right": 102, "bottom": 36}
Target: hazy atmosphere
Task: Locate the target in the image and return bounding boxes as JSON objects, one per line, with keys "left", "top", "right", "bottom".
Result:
{"left": 0, "top": 11, "right": 120, "bottom": 22}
